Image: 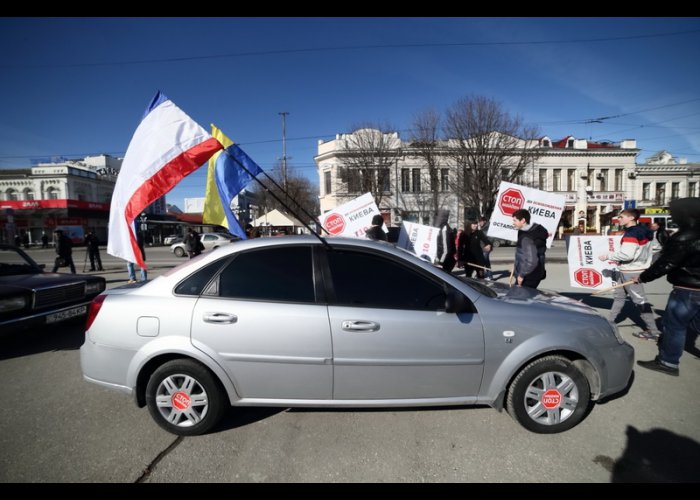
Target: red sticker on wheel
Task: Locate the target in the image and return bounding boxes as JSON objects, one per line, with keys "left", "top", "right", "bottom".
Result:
{"left": 541, "top": 389, "right": 562, "bottom": 409}
{"left": 172, "top": 391, "right": 191, "bottom": 411}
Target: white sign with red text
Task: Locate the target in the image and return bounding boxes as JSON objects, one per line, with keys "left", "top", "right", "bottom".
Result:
{"left": 320, "top": 192, "right": 383, "bottom": 238}
{"left": 567, "top": 235, "right": 621, "bottom": 289}
{"left": 487, "top": 182, "right": 565, "bottom": 248}
{"left": 396, "top": 221, "right": 438, "bottom": 263}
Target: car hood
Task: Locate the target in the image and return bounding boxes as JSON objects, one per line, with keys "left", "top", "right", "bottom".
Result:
{"left": 483, "top": 281, "right": 600, "bottom": 316}
{"left": 0, "top": 273, "right": 90, "bottom": 294}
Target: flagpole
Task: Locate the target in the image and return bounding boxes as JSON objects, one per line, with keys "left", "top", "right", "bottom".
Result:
{"left": 221, "top": 148, "right": 332, "bottom": 247}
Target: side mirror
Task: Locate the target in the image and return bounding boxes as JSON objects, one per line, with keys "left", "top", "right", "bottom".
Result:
{"left": 445, "top": 291, "right": 470, "bottom": 313}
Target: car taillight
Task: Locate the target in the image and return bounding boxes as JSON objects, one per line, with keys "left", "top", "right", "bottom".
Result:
{"left": 85, "top": 294, "right": 107, "bottom": 331}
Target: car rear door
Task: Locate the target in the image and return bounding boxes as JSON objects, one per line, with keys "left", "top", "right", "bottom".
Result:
{"left": 189, "top": 245, "right": 332, "bottom": 400}
{"left": 323, "top": 248, "right": 485, "bottom": 400}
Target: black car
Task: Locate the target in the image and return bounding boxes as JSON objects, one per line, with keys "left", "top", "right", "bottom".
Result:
{"left": 0, "top": 244, "right": 106, "bottom": 334}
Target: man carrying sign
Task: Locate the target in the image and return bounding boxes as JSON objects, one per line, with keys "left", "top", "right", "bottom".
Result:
{"left": 512, "top": 209, "right": 548, "bottom": 289}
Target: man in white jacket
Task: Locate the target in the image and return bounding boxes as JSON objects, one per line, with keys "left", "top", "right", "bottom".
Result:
{"left": 598, "top": 209, "right": 660, "bottom": 339}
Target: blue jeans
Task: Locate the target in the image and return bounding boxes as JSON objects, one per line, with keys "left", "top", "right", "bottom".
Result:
{"left": 126, "top": 262, "right": 147, "bottom": 281}
{"left": 658, "top": 287, "right": 700, "bottom": 367}
{"left": 483, "top": 251, "right": 493, "bottom": 279}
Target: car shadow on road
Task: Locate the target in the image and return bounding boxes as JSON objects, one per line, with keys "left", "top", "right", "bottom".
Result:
{"left": 0, "top": 318, "right": 86, "bottom": 361}
{"left": 211, "top": 407, "right": 286, "bottom": 434}
{"left": 560, "top": 292, "right": 666, "bottom": 331}
{"left": 596, "top": 425, "right": 700, "bottom": 482}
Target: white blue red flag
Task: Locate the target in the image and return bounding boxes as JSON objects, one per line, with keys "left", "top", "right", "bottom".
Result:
{"left": 107, "top": 91, "right": 223, "bottom": 268}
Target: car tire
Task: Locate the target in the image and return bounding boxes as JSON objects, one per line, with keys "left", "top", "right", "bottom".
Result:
{"left": 146, "top": 359, "right": 227, "bottom": 436}
{"left": 174, "top": 246, "right": 185, "bottom": 258}
{"left": 492, "top": 239, "right": 501, "bottom": 248}
{"left": 506, "top": 355, "right": 591, "bottom": 434}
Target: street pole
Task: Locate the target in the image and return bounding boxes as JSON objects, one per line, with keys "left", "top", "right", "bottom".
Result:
{"left": 279, "top": 112, "right": 289, "bottom": 192}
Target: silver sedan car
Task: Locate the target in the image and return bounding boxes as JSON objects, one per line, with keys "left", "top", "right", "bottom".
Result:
{"left": 81, "top": 236, "right": 633, "bottom": 436}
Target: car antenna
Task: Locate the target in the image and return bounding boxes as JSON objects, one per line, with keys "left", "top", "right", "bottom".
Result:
{"left": 220, "top": 147, "right": 332, "bottom": 250}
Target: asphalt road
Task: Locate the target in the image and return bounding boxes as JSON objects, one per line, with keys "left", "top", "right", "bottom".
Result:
{"left": 1, "top": 242, "right": 698, "bottom": 482}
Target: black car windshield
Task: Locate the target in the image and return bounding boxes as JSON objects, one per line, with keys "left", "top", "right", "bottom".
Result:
{"left": 0, "top": 247, "right": 41, "bottom": 276}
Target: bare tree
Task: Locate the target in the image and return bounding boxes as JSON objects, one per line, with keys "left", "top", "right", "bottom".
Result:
{"left": 253, "top": 161, "right": 319, "bottom": 225}
{"left": 444, "top": 95, "right": 541, "bottom": 218}
{"left": 405, "top": 108, "right": 453, "bottom": 218}
{"left": 336, "top": 123, "right": 401, "bottom": 206}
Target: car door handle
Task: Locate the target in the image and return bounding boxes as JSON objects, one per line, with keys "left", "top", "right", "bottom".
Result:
{"left": 203, "top": 312, "right": 238, "bottom": 324}
{"left": 341, "top": 320, "right": 380, "bottom": 332}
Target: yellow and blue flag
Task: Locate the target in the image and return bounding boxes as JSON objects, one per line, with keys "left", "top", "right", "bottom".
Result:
{"left": 202, "top": 125, "right": 262, "bottom": 239}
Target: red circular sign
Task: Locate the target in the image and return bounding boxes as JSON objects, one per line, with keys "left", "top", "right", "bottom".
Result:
{"left": 574, "top": 268, "right": 603, "bottom": 288}
{"left": 541, "top": 389, "right": 562, "bottom": 410}
{"left": 324, "top": 213, "right": 346, "bottom": 235}
{"left": 172, "top": 392, "right": 191, "bottom": 411}
{"left": 498, "top": 188, "right": 525, "bottom": 216}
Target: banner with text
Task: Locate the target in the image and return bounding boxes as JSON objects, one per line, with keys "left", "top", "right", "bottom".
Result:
{"left": 567, "top": 235, "right": 621, "bottom": 289}
{"left": 487, "top": 182, "right": 566, "bottom": 248}
{"left": 396, "top": 221, "right": 438, "bottom": 263}
{"left": 320, "top": 192, "right": 382, "bottom": 238}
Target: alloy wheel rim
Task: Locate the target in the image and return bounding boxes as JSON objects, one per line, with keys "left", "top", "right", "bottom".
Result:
{"left": 523, "top": 370, "right": 579, "bottom": 426}
{"left": 155, "top": 373, "right": 209, "bottom": 427}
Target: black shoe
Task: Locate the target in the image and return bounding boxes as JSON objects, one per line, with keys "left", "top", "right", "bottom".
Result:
{"left": 89, "top": 268, "right": 96, "bottom": 271}
{"left": 637, "top": 357, "right": 679, "bottom": 377}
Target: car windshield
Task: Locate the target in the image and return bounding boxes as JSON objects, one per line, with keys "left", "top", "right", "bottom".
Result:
{"left": 0, "top": 247, "right": 41, "bottom": 276}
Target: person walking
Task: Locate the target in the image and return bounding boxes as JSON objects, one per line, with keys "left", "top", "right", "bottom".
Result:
{"left": 126, "top": 226, "right": 147, "bottom": 283}
{"left": 51, "top": 229, "right": 76, "bottom": 273}
{"left": 458, "top": 220, "right": 491, "bottom": 278}
{"left": 365, "top": 214, "right": 387, "bottom": 241}
{"left": 597, "top": 208, "right": 660, "bottom": 339}
{"left": 650, "top": 221, "right": 670, "bottom": 263}
{"left": 512, "top": 209, "right": 548, "bottom": 289}
{"left": 84, "top": 230, "right": 103, "bottom": 271}
{"left": 434, "top": 209, "right": 456, "bottom": 273}
{"left": 477, "top": 217, "right": 494, "bottom": 280}
{"left": 634, "top": 198, "right": 700, "bottom": 377}
{"left": 184, "top": 227, "right": 203, "bottom": 258}
{"left": 41, "top": 232, "right": 49, "bottom": 248}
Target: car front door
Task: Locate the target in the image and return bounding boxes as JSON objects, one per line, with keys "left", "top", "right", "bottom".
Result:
{"left": 324, "top": 248, "right": 485, "bottom": 401}
{"left": 190, "top": 245, "right": 332, "bottom": 400}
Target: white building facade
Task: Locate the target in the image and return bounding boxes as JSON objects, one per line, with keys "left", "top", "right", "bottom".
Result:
{"left": 316, "top": 130, "right": 698, "bottom": 233}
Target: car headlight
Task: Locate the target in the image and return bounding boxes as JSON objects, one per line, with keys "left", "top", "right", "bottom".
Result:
{"left": 607, "top": 319, "right": 625, "bottom": 345}
{"left": 0, "top": 296, "right": 27, "bottom": 312}
{"left": 86, "top": 282, "right": 105, "bottom": 294}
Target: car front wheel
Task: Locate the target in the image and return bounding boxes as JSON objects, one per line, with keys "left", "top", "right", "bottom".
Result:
{"left": 173, "top": 246, "right": 185, "bottom": 257}
{"left": 146, "top": 359, "right": 227, "bottom": 436}
{"left": 506, "top": 355, "right": 591, "bottom": 434}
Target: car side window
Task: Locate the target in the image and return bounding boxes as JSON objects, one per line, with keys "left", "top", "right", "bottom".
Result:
{"left": 174, "top": 258, "right": 230, "bottom": 296}
{"left": 218, "top": 246, "right": 315, "bottom": 303}
{"left": 327, "top": 250, "right": 446, "bottom": 311}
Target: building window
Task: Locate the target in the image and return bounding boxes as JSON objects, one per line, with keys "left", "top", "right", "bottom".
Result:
{"left": 567, "top": 138, "right": 574, "bottom": 148}
{"left": 599, "top": 169, "right": 608, "bottom": 191}
{"left": 542, "top": 139, "right": 551, "bottom": 147}
{"left": 6, "top": 189, "right": 19, "bottom": 201}
{"left": 412, "top": 169, "right": 421, "bottom": 193}
{"left": 552, "top": 169, "right": 561, "bottom": 191}
{"left": 567, "top": 170, "right": 575, "bottom": 191}
{"left": 440, "top": 169, "right": 449, "bottom": 192}
{"left": 689, "top": 182, "right": 697, "bottom": 197}
{"left": 655, "top": 183, "right": 666, "bottom": 206}
{"left": 539, "top": 169, "right": 547, "bottom": 190}
{"left": 401, "top": 169, "right": 410, "bottom": 192}
{"left": 614, "top": 169, "right": 623, "bottom": 191}
{"left": 347, "top": 169, "right": 361, "bottom": 193}
{"left": 378, "top": 168, "right": 391, "bottom": 193}
{"left": 324, "top": 171, "right": 331, "bottom": 195}
{"left": 671, "top": 182, "right": 680, "bottom": 200}
{"left": 642, "top": 183, "right": 650, "bottom": 201}
{"left": 23, "top": 189, "right": 34, "bottom": 200}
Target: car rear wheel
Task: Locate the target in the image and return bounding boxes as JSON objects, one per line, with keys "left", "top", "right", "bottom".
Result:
{"left": 146, "top": 359, "right": 227, "bottom": 436}
{"left": 506, "top": 355, "right": 591, "bottom": 434}
{"left": 173, "top": 246, "right": 185, "bottom": 258}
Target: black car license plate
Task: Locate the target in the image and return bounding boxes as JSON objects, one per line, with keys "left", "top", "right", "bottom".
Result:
{"left": 46, "top": 305, "right": 87, "bottom": 324}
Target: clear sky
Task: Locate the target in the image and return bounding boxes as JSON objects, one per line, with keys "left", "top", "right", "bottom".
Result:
{"left": 1, "top": 17, "right": 699, "bottom": 210}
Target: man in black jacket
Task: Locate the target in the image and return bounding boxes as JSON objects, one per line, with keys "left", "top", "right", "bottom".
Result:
{"left": 512, "top": 209, "right": 549, "bottom": 289}
{"left": 51, "top": 229, "right": 76, "bottom": 274}
{"left": 634, "top": 197, "right": 700, "bottom": 377}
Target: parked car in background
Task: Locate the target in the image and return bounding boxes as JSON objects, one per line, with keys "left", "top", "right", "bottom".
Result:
{"left": 170, "top": 233, "right": 238, "bottom": 257}
{"left": 0, "top": 244, "right": 106, "bottom": 334}
{"left": 163, "top": 234, "right": 183, "bottom": 246}
{"left": 489, "top": 237, "right": 515, "bottom": 248}
{"left": 82, "top": 236, "right": 633, "bottom": 436}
